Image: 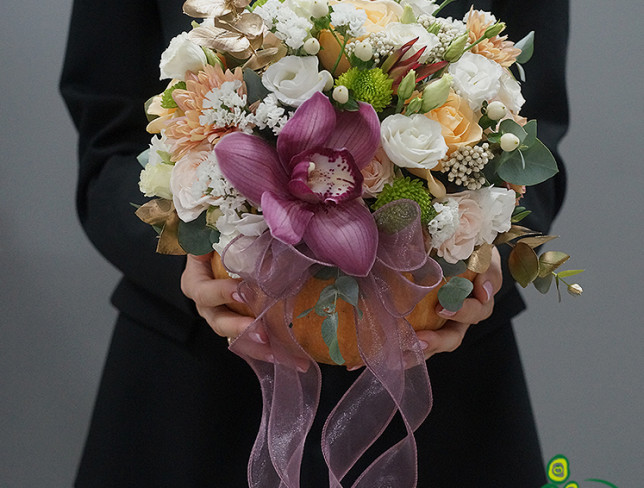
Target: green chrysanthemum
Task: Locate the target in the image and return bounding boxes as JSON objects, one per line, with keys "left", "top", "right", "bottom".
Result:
{"left": 161, "top": 81, "right": 186, "bottom": 109}
{"left": 372, "top": 177, "right": 437, "bottom": 226}
{"left": 336, "top": 68, "right": 393, "bottom": 112}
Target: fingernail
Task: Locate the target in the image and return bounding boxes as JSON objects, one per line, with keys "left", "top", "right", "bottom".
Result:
{"left": 232, "top": 291, "right": 243, "bottom": 303}
{"left": 483, "top": 281, "right": 494, "bottom": 302}
{"left": 264, "top": 354, "right": 275, "bottom": 363}
{"left": 347, "top": 365, "right": 362, "bottom": 371}
{"left": 438, "top": 307, "right": 457, "bottom": 317}
{"left": 419, "top": 340, "right": 429, "bottom": 350}
{"left": 250, "top": 332, "right": 267, "bottom": 344}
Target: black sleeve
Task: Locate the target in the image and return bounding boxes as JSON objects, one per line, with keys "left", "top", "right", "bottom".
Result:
{"left": 60, "top": 0, "right": 200, "bottom": 341}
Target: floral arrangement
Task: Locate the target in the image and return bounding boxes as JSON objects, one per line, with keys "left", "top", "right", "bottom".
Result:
{"left": 134, "top": 0, "right": 583, "bottom": 485}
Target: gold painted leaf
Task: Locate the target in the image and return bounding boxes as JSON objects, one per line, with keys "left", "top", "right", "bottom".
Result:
{"left": 135, "top": 199, "right": 175, "bottom": 226}
{"left": 157, "top": 212, "right": 186, "bottom": 255}
{"left": 508, "top": 242, "right": 539, "bottom": 287}
{"left": 467, "top": 243, "right": 493, "bottom": 273}
{"left": 189, "top": 25, "right": 252, "bottom": 57}
{"left": 516, "top": 234, "right": 559, "bottom": 249}
{"left": 183, "top": 0, "right": 242, "bottom": 18}
{"left": 243, "top": 46, "right": 287, "bottom": 70}
{"left": 493, "top": 225, "right": 538, "bottom": 246}
{"left": 538, "top": 251, "right": 570, "bottom": 278}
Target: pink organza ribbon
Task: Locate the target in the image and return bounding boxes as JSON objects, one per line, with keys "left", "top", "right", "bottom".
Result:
{"left": 223, "top": 200, "right": 443, "bottom": 487}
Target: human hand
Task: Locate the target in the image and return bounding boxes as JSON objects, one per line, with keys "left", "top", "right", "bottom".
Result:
{"left": 181, "top": 252, "right": 265, "bottom": 343}
{"left": 416, "top": 246, "right": 503, "bottom": 360}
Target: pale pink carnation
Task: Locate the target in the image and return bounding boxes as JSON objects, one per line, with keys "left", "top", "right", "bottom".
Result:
{"left": 361, "top": 147, "right": 395, "bottom": 198}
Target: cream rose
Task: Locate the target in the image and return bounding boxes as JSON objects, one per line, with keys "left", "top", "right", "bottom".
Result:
{"left": 426, "top": 91, "right": 483, "bottom": 155}
{"left": 331, "top": 0, "right": 403, "bottom": 34}
{"left": 380, "top": 113, "right": 448, "bottom": 170}
{"left": 448, "top": 51, "right": 503, "bottom": 111}
{"left": 262, "top": 55, "right": 333, "bottom": 107}
{"left": 384, "top": 22, "right": 439, "bottom": 63}
{"left": 361, "top": 147, "right": 395, "bottom": 198}
{"left": 139, "top": 162, "right": 173, "bottom": 200}
{"left": 159, "top": 32, "right": 207, "bottom": 81}
{"left": 170, "top": 151, "right": 219, "bottom": 222}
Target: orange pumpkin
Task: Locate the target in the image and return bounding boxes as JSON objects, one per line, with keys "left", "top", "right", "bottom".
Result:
{"left": 211, "top": 254, "right": 476, "bottom": 368}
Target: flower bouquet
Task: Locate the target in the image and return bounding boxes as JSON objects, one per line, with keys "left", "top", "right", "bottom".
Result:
{"left": 135, "top": 0, "right": 582, "bottom": 485}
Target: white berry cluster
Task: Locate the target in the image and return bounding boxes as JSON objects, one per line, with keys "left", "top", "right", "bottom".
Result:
{"left": 417, "top": 15, "right": 467, "bottom": 64}
{"left": 345, "top": 31, "right": 395, "bottom": 65}
{"left": 440, "top": 143, "right": 494, "bottom": 190}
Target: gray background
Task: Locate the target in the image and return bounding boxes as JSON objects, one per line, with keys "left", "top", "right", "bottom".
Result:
{"left": 1, "top": 0, "right": 642, "bottom": 486}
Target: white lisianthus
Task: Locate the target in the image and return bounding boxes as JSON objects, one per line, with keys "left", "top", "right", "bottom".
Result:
{"left": 380, "top": 114, "right": 448, "bottom": 170}
{"left": 159, "top": 32, "right": 207, "bottom": 80}
{"left": 494, "top": 69, "right": 525, "bottom": 115}
{"left": 383, "top": 22, "right": 440, "bottom": 63}
{"left": 401, "top": 0, "right": 437, "bottom": 17}
{"left": 463, "top": 9, "right": 496, "bottom": 25}
{"left": 448, "top": 51, "right": 503, "bottom": 111}
{"left": 139, "top": 161, "right": 173, "bottom": 200}
{"left": 147, "top": 133, "right": 172, "bottom": 166}
{"left": 468, "top": 186, "right": 516, "bottom": 244}
{"left": 262, "top": 56, "right": 333, "bottom": 107}
{"left": 285, "top": 0, "right": 327, "bottom": 18}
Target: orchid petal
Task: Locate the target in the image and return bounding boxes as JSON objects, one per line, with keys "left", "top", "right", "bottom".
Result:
{"left": 326, "top": 102, "right": 380, "bottom": 169}
{"left": 303, "top": 200, "right": 377, "bottom": 276}
{"left": 276, "top": 92, "right": 336, "bottom": 171}
{"left": 215, "top": 132, "right": 287, "bottom": 205}
{"left": 261, "top": 192, "right": 314, "bottom": 245}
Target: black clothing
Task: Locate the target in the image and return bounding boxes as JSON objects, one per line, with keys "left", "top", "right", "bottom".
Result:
{"left": 61, "top": 0, "right": 568, "bottom": 485}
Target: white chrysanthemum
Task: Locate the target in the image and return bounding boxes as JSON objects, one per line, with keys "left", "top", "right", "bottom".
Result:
{"left": 253, "top": 0, "right": 282, "bottom": 29}
{"left": 251, "top": 94, "right": 290, "bottom": 135}
{"left": 427, "top": 198, "right": 460, "bottom": 249}
{"left": 148, "top": 133, "right": 172, "bottom": 166}
{"left": 199, "top": 80, "right": 253, "bottom": 134}
{"left": 330, "top": 3, "right": 367, "bottom": 38}
{"left": 468, "top": 186, "right": 516, "bottom": 244}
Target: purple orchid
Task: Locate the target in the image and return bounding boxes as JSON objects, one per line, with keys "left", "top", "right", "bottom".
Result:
{"left": 215, "top": 92, "right": 381, "bottom": 276}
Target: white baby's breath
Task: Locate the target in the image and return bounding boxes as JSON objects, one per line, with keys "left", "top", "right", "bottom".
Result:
{"left": 427, "top": 199, "right": 460, "bottom": 250}
{"left": 250, "top": 94, "right": 290, "bottom": 135}
{"left": 199, "top": 80, "right": 253, "bottom": 133}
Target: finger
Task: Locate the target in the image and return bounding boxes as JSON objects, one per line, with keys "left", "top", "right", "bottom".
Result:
{"left": 182, "top": 259, "right": 242, "bottom": 308}
{"left": 436, "top": 294, "right": 494, "bottom": 325}
{"left": 198, "top": 305, "right": 256, "bottom": 339}
{"left": 416, "top": 321, "right": 469, "bottom": 358}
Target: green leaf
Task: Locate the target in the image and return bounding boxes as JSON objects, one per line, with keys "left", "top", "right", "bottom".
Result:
{"left": 144, "top": 95, "right": 159, "bottom": 122}
{"left": 243, "top": 68, "right": 270, "bottom": 105}
{"left": 515, "top": 62, "right": 526, "bottom": 82}
{"left": 478, "top": 114, "right": 498, "bottom": 131}
{"left": 335, "top": 275, "right": 363, "bottom": 318}
{"left": 486, "top": 131, "right": 502, "bottom": 144}
{"left": 556, "top": 269, "right": 584, "bottom": 279}
{"left": 436, "top": 257, "right": 467, "bottom": 277}
{"left": 515, "top": 31, "right": 535, "bottom": 64}
{"left": 538, "top": 251, "right": 570, "bottom": 278}
{"left": 496, "top": 139, "right": 559, "bottom": 185}
{"left": 314, "top": 285, "right": 338, "bottom": 317}
{"left": 296, "top": 307, "right": 314, "bottom": 319}
{"left": 533, "top": 273, "right": 553, "bottom": 294}
{"left": 437, "top": 276, "right": 473, "bottom": 312}
{"left": 177, "top": 211, "right": 220, "bottom": 255}
{"left": 508, "top": 242, "right": 539, "bottom": 287}
{"left": 321, "top": 313, "right": 345, "bottom": 365}
{"left": 511, "top": 209, "right": 532, "bottom": 223}
{"left": 137, "top": 148, "right": 150, "bottom": 168}
{"left": 523, "top": 120, "right": 538, "bottom": 147}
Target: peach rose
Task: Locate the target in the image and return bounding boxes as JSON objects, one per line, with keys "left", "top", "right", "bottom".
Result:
{"left": 432, "top": 194, "right": 483, "bottom": 263}
{"left": 426, "top": 91, "right": 483, "bottom": 156}
{"left": 362, "top": 147, "right": 395, "bottom": 198}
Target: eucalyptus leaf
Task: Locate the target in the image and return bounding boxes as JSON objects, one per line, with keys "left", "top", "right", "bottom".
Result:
{"left": 515, "top": 31, "right": 535, "bottom": 64}
{"left": 508, "top": 242, "right": 539, "bottom": 287}
{"left": 314, "top": 285, "right": 338, "bottom": 317}
{"left": 533, "top": 273, "right": 553, "bottom": 294}
{"left": 314, "top": 266, "right": 339, "bottom": 281}
{"left": 496, "top": 139, "right": 558, "bottom": 185}
{"left": 538, "top": 251, "right": 570, "bottom": 278}
{"left": 335, "top": 276, "right": 360, "bottom": 307}
{"left": 296, "top": 307, "right": 314, "bottom": 319}
{"left": 486, "top": 132, "right": 502, "bottom": 144}
{"left": 523, "top": 120, "right": 538, "bottom": 147}
{"left": 438, "top": 277, "right": 473, "bottom": 312}
{"left": 177, "top": 211, "right": 220, "bottom": 255}
{"left": 515, "top": 62, "right": 526, "bottom": 82}
{"left": 243, "top": 68, "right": 270, "bottom": 105}
{"left": 321, "top": 313, "right": 345, "bottom": 365}
{"left": 137, "top": 148, "right": 150, "bottom": 168}
{"left": 436, "top": 257, "right": 467, "bottom": 277}
{"left": 499, "top": 119, "right": 527, "bottom": 143}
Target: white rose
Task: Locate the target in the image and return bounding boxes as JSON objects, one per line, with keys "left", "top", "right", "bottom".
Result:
{"left": 380, "top": 114, "right": 448, "bottom": 170}
{"left": 159, "top": 32, "right": 207, "bottom": 81}
{"left": 139, "top": 161, "right": 173, "bottom": 200}
{"left": 468, "top": 186, "right": 516, "bottom": 244}
{"left": 494, "top": 69, "right": 525, "bottom": 115}
{"left": 170, "top": 153, "right": 220, "bottom": 222}
{"left": 401, "top": 0, "right": 437, "bottom": 17}
{"left": 383, "top": 22, "right": 439, "bottom": 63}
{"left": 448, "top": 51, "right": 503, "bottom": 111}
{"left": 262, "top": 55, "right": 333, "bottom": 107}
